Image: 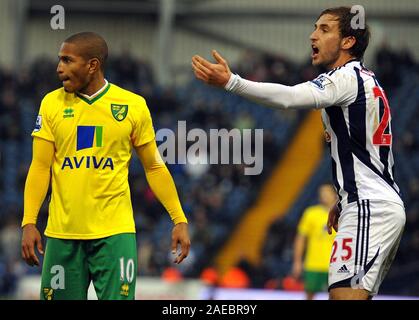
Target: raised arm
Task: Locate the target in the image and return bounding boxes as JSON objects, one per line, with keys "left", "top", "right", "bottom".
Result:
{"left": 192, "top": 50, "right": 357, "bottom": 110}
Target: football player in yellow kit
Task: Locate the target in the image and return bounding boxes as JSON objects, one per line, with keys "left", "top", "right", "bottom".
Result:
{"left": 21, "top": 32, "right": 190, "bottom": 300}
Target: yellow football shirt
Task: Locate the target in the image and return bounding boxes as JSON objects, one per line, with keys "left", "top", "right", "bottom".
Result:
{"left": 32, "top": 81, "right": 155, "bottom": 239}
{"left": 297, "top": 204, "right": 336, "bottom": 272}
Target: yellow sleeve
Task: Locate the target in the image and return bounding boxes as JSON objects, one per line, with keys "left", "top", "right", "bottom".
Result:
{"left": 135, "top": 140, "right": 188, "bottom": 225}
{"left": 32, "top": 96, "right": 55, "bottom": 142}
{"left": 22, "top": 137, "right": 54, "bottom": 227}
{"left": 131, "top": 98, "right": 156, "bottom": 147}
{"left": 297, "top": 208, "right": 313, "bottom": 237}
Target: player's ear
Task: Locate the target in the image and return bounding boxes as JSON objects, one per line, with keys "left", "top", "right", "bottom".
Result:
{"left": 88, "top": 58, "right": 101, "bottom": 74}
{"left": 341, "top": 36, "right": 356, "bottom": 51}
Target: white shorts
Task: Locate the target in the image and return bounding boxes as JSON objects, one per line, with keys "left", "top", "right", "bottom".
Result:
{"left": 328, "top": 199, "right": 405, "bottom": 296}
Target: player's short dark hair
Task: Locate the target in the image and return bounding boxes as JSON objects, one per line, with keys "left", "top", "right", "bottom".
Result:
{"left": 319, "top": 6, "right": 370, "bottom": 60}
{"left": 319, "top": 182, "right": 335, "bottom": 191}
{"left": 64, "top": 32, "right": 108, "bottom": 72}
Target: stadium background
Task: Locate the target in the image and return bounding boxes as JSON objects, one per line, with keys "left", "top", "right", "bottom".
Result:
{"left": 0, "top": 0, "right": 418, "bottom": 299}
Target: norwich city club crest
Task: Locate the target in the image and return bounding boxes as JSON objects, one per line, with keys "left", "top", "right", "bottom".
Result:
{"left": 111, "top": 104, "right": 128, "bottom": 121}
{"left": 43, "top": 287, "right": 54, "bottom": 300}
{"left": 120, "top": 283, "right": 130, "bottom": 297}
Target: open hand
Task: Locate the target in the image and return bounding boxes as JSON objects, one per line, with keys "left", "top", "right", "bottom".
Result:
{"left": 192, "top": 50, "right": 232, "bottom": 87}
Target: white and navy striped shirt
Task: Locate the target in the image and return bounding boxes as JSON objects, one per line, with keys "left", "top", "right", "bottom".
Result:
{"left": 226, "top": 59, "right": 404, "bottom": 209}
{"left": 316, "top": 60, "right": 403, "bottom": 208}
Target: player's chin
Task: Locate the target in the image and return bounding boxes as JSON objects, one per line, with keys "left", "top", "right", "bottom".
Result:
{"left": 311, "top": 56, "right": 322, "bottom": 66}
{"left": 62, "top": 82, "right": 76, "bottom": 93}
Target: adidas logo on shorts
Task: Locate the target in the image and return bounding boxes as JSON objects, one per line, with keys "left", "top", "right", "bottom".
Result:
{"left": 337, "top": 265, "right": 350, "bottom": 274}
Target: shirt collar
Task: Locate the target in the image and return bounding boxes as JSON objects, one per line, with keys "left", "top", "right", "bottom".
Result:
{"left": 77, "top": 79, "right": 109, "bottom": 99}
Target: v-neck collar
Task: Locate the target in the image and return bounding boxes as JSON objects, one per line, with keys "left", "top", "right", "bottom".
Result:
{"left": 76, "top": 80, "right": 110, "bottom": 105}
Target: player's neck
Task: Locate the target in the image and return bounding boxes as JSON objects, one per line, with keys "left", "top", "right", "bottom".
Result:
{"left": 79, "top": 76, "right": 107, "bottom": 97}
{"left": 328, "top": 54, "right": 358, "bottom": 70}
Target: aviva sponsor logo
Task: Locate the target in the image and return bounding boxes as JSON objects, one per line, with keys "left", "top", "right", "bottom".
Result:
{"left": 61, "top": 125, "right": 114, "bottom": 170}
{"left": 61, "top": 156, "right": 114, "bottom": 170}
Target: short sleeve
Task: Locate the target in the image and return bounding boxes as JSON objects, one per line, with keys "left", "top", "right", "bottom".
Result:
{"left": 131, "top": 98, "right": 156, "bottom": 147}
{"left": 31, "top": 96, "right": 55, "bottom": 142}
{"left": 302, "top": 69, "right": 358, "bottom": 109}
{"left": 297, "top": 208, "right": 313, "bottom": 237}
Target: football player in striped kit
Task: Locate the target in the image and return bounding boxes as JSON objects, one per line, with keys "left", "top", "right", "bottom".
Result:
{"left": 192, "top": 6, "right": 405, "bottom": 300}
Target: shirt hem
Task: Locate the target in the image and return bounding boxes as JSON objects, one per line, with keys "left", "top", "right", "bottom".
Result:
{"left": 31, "top": 133, "right": 55, "bottom": 143}
{"left": 44, "top": 228, "right": 136, "bottom": 240}
{"left": 132, "top": 135, "right": 155, "bottom": 148}
{"left": 304, "top": 269, "right": 329, "bottom": 274}
{"left": 341, "top": 197, "right": 404, "bottom": 209}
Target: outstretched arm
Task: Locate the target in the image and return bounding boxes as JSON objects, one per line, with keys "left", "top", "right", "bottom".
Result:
{"left": 192, "top": 50, "right": 356, "bottom": 109}
{"left": 134, "top": 140, "right": 191, "bottom": 264}
{"left": 21, "top": 137, "right": 54, "bottom": 266}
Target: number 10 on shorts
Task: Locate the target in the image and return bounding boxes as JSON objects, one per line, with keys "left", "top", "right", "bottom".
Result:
{"left": 119, "top": 257, "right": 135, "bottom": 283}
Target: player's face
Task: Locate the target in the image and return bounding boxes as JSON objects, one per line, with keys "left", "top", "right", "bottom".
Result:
{"left": 310, "top": 14, "right": 342, "bottom": 69}
{"left": 57, "top": 42, "right": 91, "bottom": 93}
{"left": 319, "top": 185, "right": 337, "bottom": 208}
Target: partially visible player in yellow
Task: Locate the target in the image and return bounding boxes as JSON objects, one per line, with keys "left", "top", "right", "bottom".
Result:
{"left": 291, "top": 184, "right": 337, "bottom": 300}
{"left": 20, "top": 32, "right": 190, "bottom": 300}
